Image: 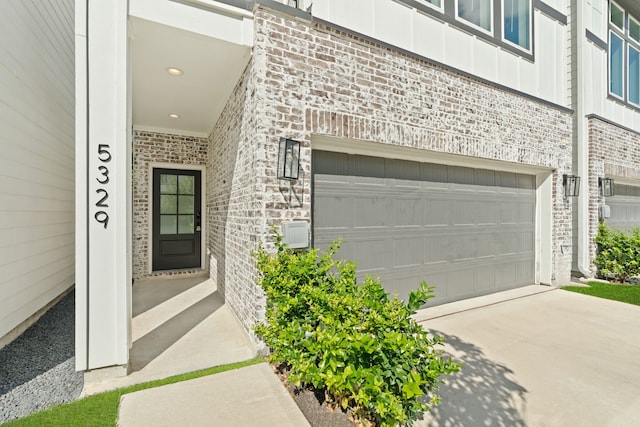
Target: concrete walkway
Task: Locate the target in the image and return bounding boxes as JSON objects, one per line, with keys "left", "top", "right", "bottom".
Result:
{"left": 92, "top": 278, "right": 640, "bottom": 426}
{"left": 117, "top": 363, "right": 310, "bottom": 427}
{"left": 415, "top": 288, "right": 640, "bottom": 427}
{"left": 83, "top": 275, "right": 256, "bottom": 395}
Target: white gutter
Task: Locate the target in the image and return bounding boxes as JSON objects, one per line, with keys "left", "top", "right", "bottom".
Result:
{"left": 575, "top": 0, "right": 591, "bottom": 278}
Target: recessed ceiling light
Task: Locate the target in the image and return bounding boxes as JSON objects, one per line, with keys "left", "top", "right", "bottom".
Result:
{"left": 168, "top": 113, "right": 180, "bottom": 119}
{"left": 166, "top": 67, "right": 183, "bottom": 76}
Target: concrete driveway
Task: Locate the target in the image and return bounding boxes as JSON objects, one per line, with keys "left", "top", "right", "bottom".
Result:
{"left": 415, "top": 287, "right": 640, "bottom": 427}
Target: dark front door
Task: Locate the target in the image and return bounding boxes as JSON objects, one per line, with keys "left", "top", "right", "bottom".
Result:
{"left": 153, "top": 168, "right": 202, "bottom": 271}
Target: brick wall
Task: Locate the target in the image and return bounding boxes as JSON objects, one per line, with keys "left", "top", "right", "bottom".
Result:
{"left": 207, "top": 62, "right": 268, "bottom": 342}
{"left": 588, "top": 116, "right": 640, "bottom": 270}
{"left": 132, "top": 131, "right": 208, "bottom": 279}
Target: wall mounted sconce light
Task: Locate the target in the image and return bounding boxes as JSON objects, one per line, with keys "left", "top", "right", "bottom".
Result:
{"left": 599, "top": 177, "right": 614, "bottom": 196}
{"left": 278, "top": 138, "right": 301, "bottom": 180}
{"left": 563, "top": 174, "right": 580, "bottom": 197}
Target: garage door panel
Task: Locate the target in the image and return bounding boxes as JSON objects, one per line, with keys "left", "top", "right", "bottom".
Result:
{"left": 387, "top": 158, "right": 421, "bottom": 181}
{"left": 476, "top": 233, "right": 496, "bottom": 258}
{"left": 314, "top": 171, "right": 352, "bottom": 184}
{"left": 353, "top": 155, "right": 385, "bottom": 180}
{"left": 495, "top": 262, "right": 516, "bottom": 287}
{"left": 451, "top": 233, "right": 476, "bottom": 261}
{"left": 453, "top": 200, "right": 476, "bottom": 225}
{"left": 606, "top": 184, "right": 640, "bottom": 231}
{"left": 447, "top": 269, "right": 475, "bottom": 298}
{"left": 395, "top": 198, "right": 423, "bottom": 226}
{"left": 519, "top": 201, "right": 535, "bottom": 223}
{"left": 500, "top": 202, "right": 519, "bottom": 224}
{"left": 518, "top": 230, "right": 535, "bottom": 252}
{"left": 496, "top": 171, "right": 517, "bottom": 188}
{"left": 475, "top": 169, "right": 496, "bottom": 186}
{"left": 420, "top": 163, "right": 448, "bottom": 184}
{"left": 312, "top": 150, "right": 535, "bottom": 306}
{"left": 477, "top": 202, "right": 499, "bottom": 225}
{"left": 424, "top": 199, "right": 451, "bottom": 226}
{"left": 448, "top": 166, "right": 475, "bottom": 185}
{"left": 354, "top": 197, "right": 393, "bottom": 227}
{"left": 474, "top": 265, "right": 496, "bottom": 292}
{"left": 393, "top": 237, "right": 423, "bottom": 268}
{"left": 314, "top": 195, "right": 354, "bottom": 228}
{"left": 353, "top": 239, "right": 389, "bottom": 273}
{"left": 424, "top": 234, "right": 450, "bottom": 264}
{"left": 516, "top": 260, "right": 534, "bottom": 284}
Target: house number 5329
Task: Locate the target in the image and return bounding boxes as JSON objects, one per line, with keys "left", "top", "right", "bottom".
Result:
{"left": 94, "top": 144, "right": 111, "bottom": 229}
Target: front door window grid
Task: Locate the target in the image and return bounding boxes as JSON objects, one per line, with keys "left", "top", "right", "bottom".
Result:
{"left": 159, "top": 173, "right": 196, "bottom": 235}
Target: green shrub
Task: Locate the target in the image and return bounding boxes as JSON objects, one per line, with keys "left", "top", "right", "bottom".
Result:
{"left": 594, "top": 223, "right": 640, "bottom": 282}
{"left": 254, "top": 234, "right": 459, "bottom": 426}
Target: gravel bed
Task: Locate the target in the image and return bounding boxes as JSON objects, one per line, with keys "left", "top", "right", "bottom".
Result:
{"left": 0, "top": 291, "right": 83, "bottom": 424}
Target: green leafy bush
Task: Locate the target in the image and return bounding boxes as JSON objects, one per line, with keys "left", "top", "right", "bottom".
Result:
{"left": 254, "top": 234, "right": 459, "bottom": 426}
{"left": 594, "top": 223, "right": 640, "bottom": 282}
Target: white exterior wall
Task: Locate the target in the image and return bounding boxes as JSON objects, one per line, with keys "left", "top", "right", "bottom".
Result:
{"left": 0, "top": 0, "right": 75, "bottom": 344}
{"left": 312, "top": 0, "right": 569, "bottom": 106}
{"left": 75, "top": 0, "right": 131, "bottom": 371}
{"left": 573, "top": 0, "right": 640, "bottom": 275}
{"left": 582, "top": 0, "right": 640, "bottom": 130}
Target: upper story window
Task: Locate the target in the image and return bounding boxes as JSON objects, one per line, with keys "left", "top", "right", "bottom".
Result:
{"left": 630, "top": 44, "right": 640, "bottom": 105}
{"left": 608, "top": 1, "right": 640, "bottom": 107}
{"left": 455, "top": 0, "right": 532, "bottom": 53}
{"left": 610, "top": 1, "right": 625, "bottom": 31}
{"left": 630, "top": 16, "right": 640, "bottom": 43}
{"left": 457, "top": 0, "right": 493, "bottom": 33}
{"left": 503, "top": 0, "right": 531, "bottom": 50}
{"left": 420, "top": 0, "right": 443, "bottom": 9}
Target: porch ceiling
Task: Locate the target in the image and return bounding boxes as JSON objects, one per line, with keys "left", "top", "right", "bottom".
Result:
{"left": 130, "top": 17, "right": 252, "bottom": 137}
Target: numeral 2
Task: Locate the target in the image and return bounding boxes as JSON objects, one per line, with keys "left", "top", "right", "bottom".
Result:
{"left": 96, "top": 189, "right": 109, "bottom": 208}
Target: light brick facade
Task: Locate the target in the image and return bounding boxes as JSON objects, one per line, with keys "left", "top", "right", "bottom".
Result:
{"left": 132, "top": 130, "right": 208, "bottom": 279}
{"left": 587, "top": 116, "right": 640, "bottom": 270}
{"left": 199, "top": 6, "right": 573, "bottom": 335}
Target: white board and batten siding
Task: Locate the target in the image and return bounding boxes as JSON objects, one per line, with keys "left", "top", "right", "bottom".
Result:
{"left": 312, "top": 0, "right": 569, "bottom": 107}
{"left": 0, "top": 0, "right": 75, "bottom": 344}
{"left": 582, "top": 0, "right": 640, "bottom": 131}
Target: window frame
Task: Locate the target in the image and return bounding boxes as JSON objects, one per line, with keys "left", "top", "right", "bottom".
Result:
{"left": 609, "top": 30, "right": 625, "bottom": 100}
{"left": 416, "top": 0, "right": 444, "bottom": 13}
{"left": 628, "top": 43, "right": 640, "bottom": 106}
{"left": 609, "top": 0, "right": 625, "bottom": 32}
{"left": 501, "top": 0, "right": 533, "bottom": 53}
{"left": 629, "top": 14, "right": 640, "bottom": 45}
{"left": 455, "top": 0, "right": 495, "bottom": 36}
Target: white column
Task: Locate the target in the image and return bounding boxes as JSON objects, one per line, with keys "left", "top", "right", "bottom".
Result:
{"left": 75, "top": 0, "right": 131, "bottom": 371}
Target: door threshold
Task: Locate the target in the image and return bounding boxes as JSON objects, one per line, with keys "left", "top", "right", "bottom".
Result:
{"left": 145, "top": 268, "right": 208, "bottom": 280}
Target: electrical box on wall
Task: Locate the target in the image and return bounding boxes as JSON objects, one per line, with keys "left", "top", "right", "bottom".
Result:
{"left": 599, "top": 204, "right": 611, "bottom": 220}
{"left": 281, "top": 221, "right": 309, "bottom": 249}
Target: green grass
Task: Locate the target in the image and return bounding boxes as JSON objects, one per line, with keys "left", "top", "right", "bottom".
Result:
{"left": 563, "top": 281, "right": 640, "bottom": 307}
{"left": 4, "top": 358, "right": 264, "bottom": 427}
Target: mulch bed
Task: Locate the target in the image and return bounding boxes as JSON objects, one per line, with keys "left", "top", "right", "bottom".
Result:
{"left": 272, "top": 363, "right": 355, "bottom": 427}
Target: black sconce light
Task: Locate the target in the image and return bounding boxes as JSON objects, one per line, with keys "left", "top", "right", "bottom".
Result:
{"left": 599, "top": 177, "right": 614, "bottom": 196}
{"left": 563, "top": 174, "right": 580, "bottom": 197}
{"left": 278, "top": 138, "right": 301, "bottom": 180}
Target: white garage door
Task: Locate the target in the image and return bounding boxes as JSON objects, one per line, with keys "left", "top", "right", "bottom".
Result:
{"left": 312, "top": 151, "right": 536, "bottom": 306}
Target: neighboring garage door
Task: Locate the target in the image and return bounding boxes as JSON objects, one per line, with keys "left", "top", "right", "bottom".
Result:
{"left": 607, "top": 184, "right": 640, "bottom": 231}
{"left": 312, "top": 151, "right": 536, "bottom": 306}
